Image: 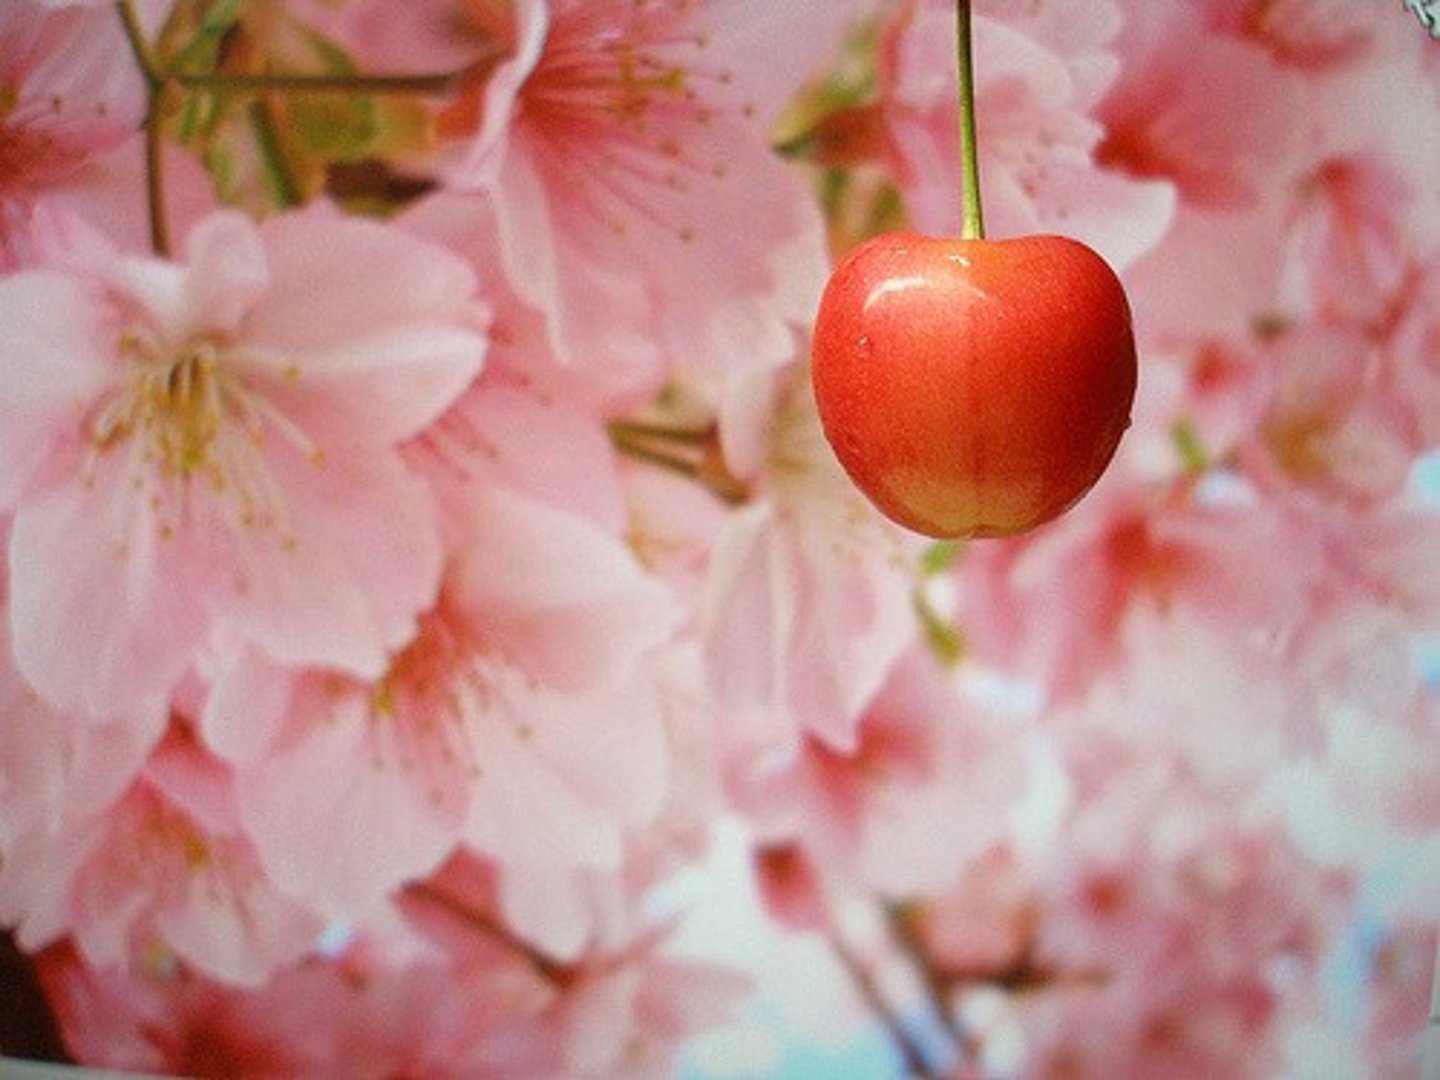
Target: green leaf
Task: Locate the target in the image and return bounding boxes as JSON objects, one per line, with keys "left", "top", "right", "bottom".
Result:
{"left": 913, "top": 586, "right": 965, "bottom": 668}
{"left": 1172, "top": 416, "right": 1211, "bottom": 473}
{"left": 290, "top": 94, "right": 381, "bottom": 160}
{"left": 920, "top": 540, "right": 960, "bottom": 577}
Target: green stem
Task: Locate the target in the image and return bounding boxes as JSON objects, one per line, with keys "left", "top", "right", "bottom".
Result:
{"left": 608, "top": 433, "right": 702, "bottom": 481}
{"left": 115, "top": 0, "right": 159, "bottom": 86}
{"left": 606, "top": 418, "right": 714, "bottom": 447}
{"left": 167, "top": 65, "right": 487, "bottom": 97}
{"left": 607, "top": 421, "right": 749, "bottom": 505}
{"left": 142, "top": 101, "right": 171, "bottom": 256}
{"left": 116, "top": 1, "right": 171, "bottom": 255}
{"left": 955, "top": 0, "right": 985, "bottom": 240}
{"left": 249, "top": 98, "right": 303, "bottom": 208}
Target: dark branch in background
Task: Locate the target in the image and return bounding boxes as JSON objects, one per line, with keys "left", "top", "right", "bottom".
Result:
{"left": 828, "top": 925, "right": 942, "bottom": 1079}
{"left": 404, "top": 881, "right": 572, "bottom": 988}
{"left": 0, "top": 933, "right": 71, "bottom": 1065}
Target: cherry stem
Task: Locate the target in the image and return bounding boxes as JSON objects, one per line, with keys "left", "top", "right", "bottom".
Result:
{"left": 955, "top": 0, "right": 985, "bottom": 240}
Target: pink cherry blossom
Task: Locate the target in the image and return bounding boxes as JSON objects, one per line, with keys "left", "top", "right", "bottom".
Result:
{"left": 188, "top": 246, "right": 687, "bottom": 935}
{"left": 13, "top": 726, "right": 325, "bottom": 988}
{"left": 953, "top": 473, "right": 1322, "bottom": 706}
{"left": 1012, "top": 727, "right": 1354, "bottom": 1078}
{"left": 37, "top": 938, "right": 563, "bottom": 1078}
{"left": 402, "top": 187, "right": 661, "bottom": 414}
{"left": 436, "top": 0, "right": 831, "bottom": 389}
{"left": 1098, "top": 2, "right": 1304, "bottom": 210}
{"left": 878, "top": 0, "right": 1175, "bottom": 271}
{"left": 0, "top": 1, "right": 144, "bottom": 266}
{"left": 1244, "top": 322, "right": 1421, "bottom": 509}
{"left": 1280, "top": 155, "right": 1417, "bottom": 329}
{"left": 201, "top": 470, "right": 678, "bottom": 926}
{"left": 1198, "top": 0, "right": 1379, "bottom": 72}
{"left": 0, "top": 575, "right": 164, "bottom": 952}
{"left": 701, "top": 362, "right": 920, "bottom": 753}
{"left": 729, "top": 647, "right": 1029, "bottom": 899}
{"left": 39, "top": 894, "right": 747, "bottom": 1080}
{"left": 0, "top": 207, "right": 486, "bottom": 719}
{"left": 1387, "top": 263, "right": 1440, "bottom": 449}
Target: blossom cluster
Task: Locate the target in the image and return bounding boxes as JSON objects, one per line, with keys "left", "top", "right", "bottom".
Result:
{"left": 0, "top": 1, "right": 1436, "bottom": 1076}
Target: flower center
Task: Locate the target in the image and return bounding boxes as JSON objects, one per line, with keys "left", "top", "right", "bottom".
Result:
{"left": 515, "top": 4, "right": 748, "bottom": 244}
{"left": 94, "top": 331, "right": 235, "bottom": 479}
{"left": 86, "top": 327, "right": 317, "bottom": 541}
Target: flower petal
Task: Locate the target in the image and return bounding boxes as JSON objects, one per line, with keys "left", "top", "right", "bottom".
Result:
{"left": 0, "top": 270, "right": 112, "bottom": 507}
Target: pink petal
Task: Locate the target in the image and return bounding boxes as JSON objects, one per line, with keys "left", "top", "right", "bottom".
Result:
{"left": 197, "top": 649, "right": 298, "bottom": 765}
{"left": 465, "top": 712, "right": 627, "bottom": 872}
{"left": 452, "top": 0, "right": 830, "bottom": 383}
{"left": 157, "top": 842, "right": 322, "bottom": 987}
{"left": 518, "top": 674, "right": 671, "bottom": 830}
{"left": 445, "top": 0, "right": 550, "bottom": 187}
{"left": 446, "top": 484, "right": 678, "bottom": 693}
{"left": 497, "top": 863, "right": 597, "bottom": 960}
{"left": 401, "top": 190, "right": 660, "bottom": 409}
{"left": 440, "top": 375, "right": 630, "bottom": 535}
{"left": 0, "top": 270, "right": 112, "bottom": 506}
{"left": 236, "top": 683, "right": 467, "bottom": 921}
{"left": 700, "top": 503, "right": 793, "bottom": 716}
{"left": 245, "top": 213, "right": 486, "bottom": 355}
{"left": 491, "top": 137, "right": 660, "bottom": 380}
{"left": 464, "top": 674, "right": 669, "bottom": 871}
{"left": 178, "top": 210, "right": 270, "bottom": 335}
{"left": 247, "top": 324, "right": 487, "bottom": 450}
{"left": 223, "top": 444, "right": 445, "bottom": 679}
{"left": 8, "top": 472, "right": 209, "bottom": 718}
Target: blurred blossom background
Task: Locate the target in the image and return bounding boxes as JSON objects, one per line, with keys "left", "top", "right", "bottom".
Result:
{"left": 0, "top": 1, "right": 1437, "bottom": 1076}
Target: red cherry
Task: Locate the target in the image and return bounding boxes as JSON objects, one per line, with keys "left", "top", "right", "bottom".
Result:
{"left": 810, "top": 231, "right": 1138, "bottom": 539}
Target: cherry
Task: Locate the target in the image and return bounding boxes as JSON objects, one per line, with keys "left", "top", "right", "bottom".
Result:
{"left": 811, "top": 231, "right": 1136, "bottom": 538}
{"left": 809, "top": 0, "right": 1137, "bottom": 539}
